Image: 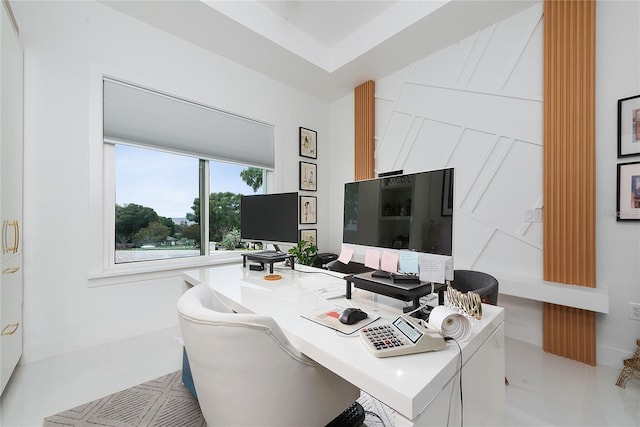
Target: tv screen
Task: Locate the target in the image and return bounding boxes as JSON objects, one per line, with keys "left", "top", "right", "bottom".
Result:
{"left": 343, "top": 168, "right": 454, "bottom": 256}
{"left": 240, "top": 192, "right": 298, "bottom": 245}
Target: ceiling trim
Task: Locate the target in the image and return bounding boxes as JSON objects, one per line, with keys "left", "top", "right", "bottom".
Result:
{"left": 102, "top": 0, "right": 540, "bottom": 101}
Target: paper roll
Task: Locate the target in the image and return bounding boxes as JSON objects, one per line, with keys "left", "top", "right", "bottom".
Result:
{"left": 428, "top": 305, "right": 471, "bottom": 341}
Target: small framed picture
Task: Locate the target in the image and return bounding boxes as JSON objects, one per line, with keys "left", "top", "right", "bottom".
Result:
{"left": 617, "top": 161, "right": 640, "bottom": 220}
{"left": 618, "top": 94, "right": 640, "bottom": 157}
{"left": 300, "top": 195, "right": 317, "bottom": 224}
{"left": 299, "top": 161, "right": 317, "bottom": 191}
{"left": 299, "top": 127, "right": 317, "bottom": 159}
{"left": 300, "top": 229, "right": 317, "bottom": 247}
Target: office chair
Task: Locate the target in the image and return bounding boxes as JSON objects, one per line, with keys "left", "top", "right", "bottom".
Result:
{"left": 178, "top": 284, "right": 361, "bottom": 426}
{"left": 449, "top": 270, "right": 507, "bottom": 384}
{"left": 450, "top": 269, "right": 499, "bottom": 306}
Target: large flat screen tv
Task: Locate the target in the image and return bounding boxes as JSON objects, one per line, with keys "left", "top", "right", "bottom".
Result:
{"left": 240, "top": 192, "right": 298, "bottom": 247}
{"left": 343, "top": 168, "right": 454, "bottom": 256}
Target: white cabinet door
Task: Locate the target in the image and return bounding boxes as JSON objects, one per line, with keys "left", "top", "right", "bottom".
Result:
{"left": 0, "top": 257, "right": 22, "bottom": 393}
{"left": 0, "top": 2, "right": 23, "bottom": 395}
{"left": 1, "top": 2, "right": 23, "bottom": 265}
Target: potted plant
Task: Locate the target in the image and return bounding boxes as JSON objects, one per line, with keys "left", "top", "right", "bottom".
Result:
{"left": 288, "top": 240, "right": 318, "bottom": 266}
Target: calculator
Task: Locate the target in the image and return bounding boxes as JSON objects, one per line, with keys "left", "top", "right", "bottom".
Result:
{"left": 359, "top": 316, "right": 445, "bottom": 357}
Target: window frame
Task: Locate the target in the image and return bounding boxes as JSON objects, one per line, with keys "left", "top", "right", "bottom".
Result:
{"left": 88, "top": 73, "right": 272, "bottom": 286}
{"left": 99, "top": 144, "right": 236, "bottom": 277}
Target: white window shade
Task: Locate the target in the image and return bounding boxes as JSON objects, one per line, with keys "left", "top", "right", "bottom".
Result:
{"left": 103, "top": 79, "right": 275, "bottom": 169}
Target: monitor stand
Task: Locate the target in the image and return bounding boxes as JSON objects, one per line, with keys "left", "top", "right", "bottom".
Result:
{"left": 242, "top": 251, "right": 294, "bottom": 274}
{"left": 344, "top": 273, "right": 445, "bottom": 318}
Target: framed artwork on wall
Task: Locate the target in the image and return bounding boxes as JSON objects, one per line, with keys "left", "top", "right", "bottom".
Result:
{"left": 300, "top": 229, "right": 317, "bottom": 247}
{"left": 299, "top": 161, "right": 317, "bottom": 191}
{"left": 617, "top": 161, "right": 640, "bottom": 220}
{"left": 618, "top": 94, "right": 640, "bottom": 157}
{"left": 299, "top": 127, "right": 317, "bottom": 159}
{"left": 300, "top": 195, "right": 317, "bottom": 224}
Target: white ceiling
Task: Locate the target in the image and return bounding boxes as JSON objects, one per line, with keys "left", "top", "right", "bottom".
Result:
{"left": 257, "top": 1, "right": 397, "bottom": 48}
{"left": 102, "top": 0, "right": 539, "bottom": 101}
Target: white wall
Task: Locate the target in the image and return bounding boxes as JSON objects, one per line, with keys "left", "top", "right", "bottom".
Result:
{"left": 594, "top": 0, "right": 640, "bottom": 366}
{"left": 328, "top": 93, "right": 355, "bottom": 252}
{"left": 14, "top": 1, "right": 331, "bottom": 363}
{"left": 329, "top": 1, "right": 640, "bottom": 367}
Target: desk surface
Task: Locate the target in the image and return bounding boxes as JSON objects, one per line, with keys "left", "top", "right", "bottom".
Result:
{"left": 182, "top": 263, "right": 504, "bottom": 422}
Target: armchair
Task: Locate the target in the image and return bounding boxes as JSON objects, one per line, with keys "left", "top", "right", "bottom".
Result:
{"left": 450, "top": 269, "right": 499, "bottom": 305}
{"left": 178, "top": 284, "right": 361, "bottom": 426}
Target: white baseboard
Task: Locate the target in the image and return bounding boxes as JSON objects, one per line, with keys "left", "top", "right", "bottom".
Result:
{"left": 597, "top": 344, "right": 635, "bottom": 369}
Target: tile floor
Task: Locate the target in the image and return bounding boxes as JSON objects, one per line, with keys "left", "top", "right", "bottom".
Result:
{"left": 0, "top": 330, "right": 638, "bottom": 427}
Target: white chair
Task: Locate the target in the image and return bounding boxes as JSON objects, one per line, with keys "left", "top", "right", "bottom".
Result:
{"left": 178, "top": 284, "right": 361, "bottom": 426}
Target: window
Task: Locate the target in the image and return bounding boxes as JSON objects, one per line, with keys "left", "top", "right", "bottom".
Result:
{"left": 103, "top": 78, "right": 272, "bottom": 271}
{"left": 114, "top": 144, "right": 264, "bottom": 264}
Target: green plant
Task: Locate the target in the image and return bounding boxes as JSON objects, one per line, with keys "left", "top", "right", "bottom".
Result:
{"left": 221, "top": 228, "right": 241, "bottom": 250}
{"left": 288, "top": 240, "right": 318, "bottom": 266}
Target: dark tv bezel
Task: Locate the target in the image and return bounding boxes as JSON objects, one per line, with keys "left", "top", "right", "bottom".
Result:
{"left": 240, "top": 192, "right": 299, "bottom": 245}
{"left": 342, "top": 168, "right": 454, "bottom": 256}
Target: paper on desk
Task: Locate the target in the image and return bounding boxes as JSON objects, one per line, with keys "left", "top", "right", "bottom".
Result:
{"left": 380, "top": 252, "right": 399, "bottom": 273}
{"left": 307, "top": 281, "right": 346, "bottom": 300}
{"left": 418, "top": 256, "right": 446, "bottom": 283}
{"left": 398, "top": 251, "right": 419, "bottom": 274}
{"left": 337, "top": 245, "right": 354, "bottom": 264}
{"left": 364, "top": 249, "right": 381, "bottom": 270}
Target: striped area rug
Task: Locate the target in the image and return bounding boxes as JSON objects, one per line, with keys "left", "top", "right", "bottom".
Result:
{"left": 43, "top": 371, "right": 205, "bottom": 427}
{"left": 43, "top": 370, "right": 395, "bottom": 426}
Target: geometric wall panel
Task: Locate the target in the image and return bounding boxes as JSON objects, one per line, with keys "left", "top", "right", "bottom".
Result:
{"left": 502, "top": 14, "right": 544, "bottom": 99}
{"left": 473, "top": 229, "right": 543, "bottom": 279}
{"left": 375, "top": 3, "right": 544, "bottom": 277}
{"left": 396, "top": 84, "right": 542, "bottom": 144}
{"left": 375, "top": 111, "right": 414, "bottom": 173}
{"left": 403, "top": 119, "right": 461, "bottom": 172}
{"left": 469, "top": 3, "right": 543, "bottom": 92}
{"left": 448, "top": 128, "right": 501, "bottom": 201}
{"left": 453, "top": 210, "right": 499, "bottom": 269}
{"left": 460, "top": 136, "right": 512, "bottom": 212}
{"left": 406, "top": 36, "right": 475, "bottom": 87}
{"left": 474, "top": 140, "right": 543, "bottom": 235}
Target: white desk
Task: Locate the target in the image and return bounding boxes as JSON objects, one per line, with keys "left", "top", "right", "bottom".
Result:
{"left": 183, "top": 263, "right": 505, "bottom": 426}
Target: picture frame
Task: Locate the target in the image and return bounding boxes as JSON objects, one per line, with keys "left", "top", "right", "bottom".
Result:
{"left": 617, "top": 161, "right": 640, "bottom": 220}
{"left": 299, "top": 161, "right": 317, "bottom": 191}
{"left": 299, "top": 195, "right": 317, "bottom": 224}
{"left": 618, "top": 94, "right": 640, "bottom": 157}
{"left": 299, "top": 127, "right": 317, "bottom": 159}
{"left": 300, "top": 229, "right": 317, "bottom": 247}
{"left": 441, "top": 168, "right": 454, "bottom": 216}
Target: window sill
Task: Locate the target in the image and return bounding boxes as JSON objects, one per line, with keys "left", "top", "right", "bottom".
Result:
{"left": 88, "top": 254, "right": 241, "bottom": 287}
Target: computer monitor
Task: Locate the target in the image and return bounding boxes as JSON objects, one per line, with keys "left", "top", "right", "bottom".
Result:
{"left": 240, "top": 192, "right": 298, "bottom": 251}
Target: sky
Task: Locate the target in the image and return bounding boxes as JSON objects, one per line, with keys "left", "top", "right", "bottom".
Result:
{"left": 115, "top": 145, "right": 261, "bottom": 218}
